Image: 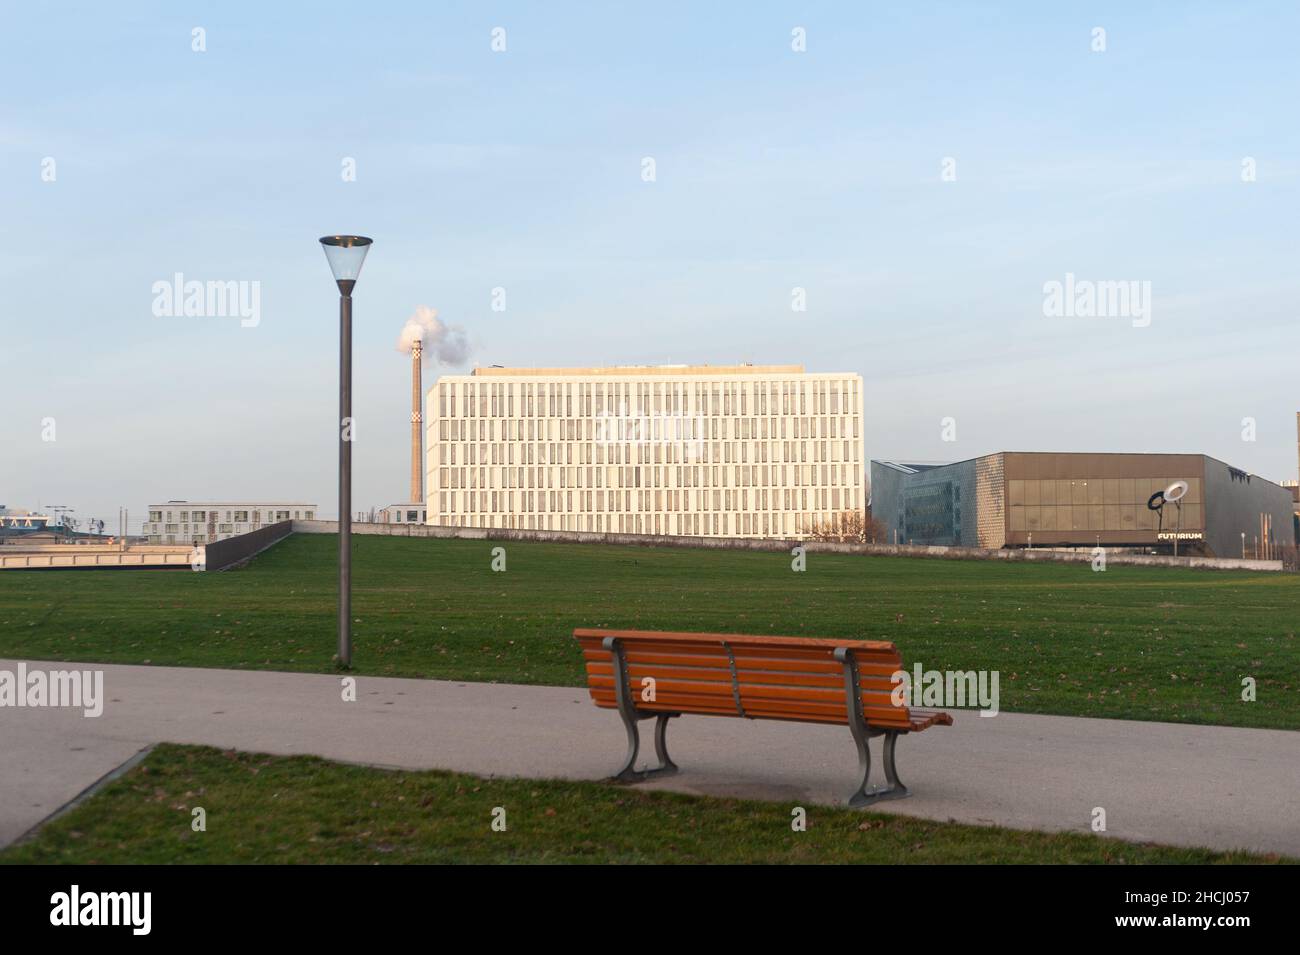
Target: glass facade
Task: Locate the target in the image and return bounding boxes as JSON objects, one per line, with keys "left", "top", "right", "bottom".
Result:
{"left": 902, "top": 481, "right": 960, "bottom": 544}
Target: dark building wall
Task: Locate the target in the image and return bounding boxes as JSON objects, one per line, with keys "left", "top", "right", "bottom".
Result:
{"left": 1203, "top": 457, "right": 1296, "bottom": 557}
{"left": 1003, "top": 452, "right": 1206, "bottom": 549}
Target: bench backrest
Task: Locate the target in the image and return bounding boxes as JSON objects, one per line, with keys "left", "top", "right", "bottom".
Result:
{"left": 575, "top": 628, "right": 915, "bottom": 730}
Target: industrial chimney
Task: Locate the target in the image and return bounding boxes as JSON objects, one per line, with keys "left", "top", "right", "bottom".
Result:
{"left": 411, "top": 338, "right": 423, "bottom": 503}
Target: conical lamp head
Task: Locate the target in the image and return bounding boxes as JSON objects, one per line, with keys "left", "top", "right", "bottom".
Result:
{"left": 320, "top": 235, "right": 372, "bottom": 293}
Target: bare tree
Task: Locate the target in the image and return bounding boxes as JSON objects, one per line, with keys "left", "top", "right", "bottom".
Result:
{"left": 864, "top": 507, "right": 889, "bottom": 544}
{"left": 802, "top": 509, "right": 889, "bottom": 543}
{"left": 802, "top": 511, "right": 851, "bottom": 542}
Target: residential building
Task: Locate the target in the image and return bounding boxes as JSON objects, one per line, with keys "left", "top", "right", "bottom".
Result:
{"left": 142, "top": 501, "right": 316, "bottom": 545}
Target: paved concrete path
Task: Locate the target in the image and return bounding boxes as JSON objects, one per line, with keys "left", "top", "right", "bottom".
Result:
{"left": 2, "top": 658, "right": 1297, "bottom": 855}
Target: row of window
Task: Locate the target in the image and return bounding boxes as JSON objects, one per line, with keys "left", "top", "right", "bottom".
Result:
{"left": 150, "top": 523, "right": 243, "bottom": 534}
{"left": 438, "top": 438, "right": 861, "bottom": 468}
{"left": 438, "top": 415, "right": 861, "bottom": 443}
{"left": 146, "top": 509, "right": 313, "bottom": 524}
{"left": 435, "top": 510, "right": 835, "bottom": 538}
{"left": 438, "top": 486, "right": 856, "bottom": 515}
{"left": 439, "top": 378, "right": 860, "bottom": 420}
{"left": 437, "top": 462, "right": 859, "bottom": 492}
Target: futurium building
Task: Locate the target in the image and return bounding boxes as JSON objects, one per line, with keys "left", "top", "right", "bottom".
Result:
{"left": 871, "top": 452, "right": 1296, "bottom": 558}
{"left": 427, "top": 365, "right": 864, "bottom": 538}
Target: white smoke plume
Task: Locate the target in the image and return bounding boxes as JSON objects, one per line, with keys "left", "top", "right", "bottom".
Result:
{"left": 396, "top": 305, "right": 470, "bottom": 366}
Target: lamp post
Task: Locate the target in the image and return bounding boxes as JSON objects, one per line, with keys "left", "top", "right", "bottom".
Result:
{"left": 1172, "top": 501, "right": 1181, "bottom": 558}
{"left": 320, "top": 235, "right": 373, "bottom": 668}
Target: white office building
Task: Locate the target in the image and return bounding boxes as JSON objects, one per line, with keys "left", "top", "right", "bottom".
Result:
{"left": 427, "top": 364, "right": 864, "bottom": 539}
{"left": 143, "top": 501, "right": 317, "bottom": 544}
{"left": 380, "top": 502, "right": 428, "bottom": 525}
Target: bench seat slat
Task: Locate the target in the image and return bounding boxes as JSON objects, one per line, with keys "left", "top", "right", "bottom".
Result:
{"left": 592, "top": 678, "right": 913, "bottom": 726}
{"left": 734, "top": 671, "right": 902, "bottom": 694}
{"left": 622, "top": 652, "right": 732, "bottom": 669}
{"left": 575, "top": 628, "right": 897, "bottom": 652}
{"left": 582, "top": 640, "right": 903, "bottom": 676}
{"left": 589, "top": 689, "right": 923, "bottom": 729}
{"left": 732, "top": 654, "right": 901, "bottom": 674}
{"left": 626, "top": 649, "right": 832, "bottom": 668}
{"left": 729, "top": 656, "right": 842, "bottom": 673}
{"left": 592, "top": 669, "right": 733, "bottom": 686}
{"left": 592, "top": 672, "right": 886, "bottom": 701}
{"left": 730, "top": 644, "right": 897, "bottom": 660}
{"left": 587, "top": 666, "right": 890, "bottom": 695}
{"left": 735, "top": 671, "right": 845, "bottom": 689}
{"left": 588, "top": 655, "right": 900, "bottom": 686}
{"left": 906, "top": 709, "right": 955, "bottom": 730}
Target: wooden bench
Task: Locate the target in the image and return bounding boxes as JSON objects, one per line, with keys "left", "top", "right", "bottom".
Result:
{"left": 575, "top": 628, "right": 952, "bottom": 806}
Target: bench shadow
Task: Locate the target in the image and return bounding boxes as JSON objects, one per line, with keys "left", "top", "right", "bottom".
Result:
{"left": 634, "top": 774, "right": 816, "bottom": 807}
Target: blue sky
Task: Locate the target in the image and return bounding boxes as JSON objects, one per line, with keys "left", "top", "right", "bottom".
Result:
{"left": 3, "top": 2, "right": 1298, "bottom": 526}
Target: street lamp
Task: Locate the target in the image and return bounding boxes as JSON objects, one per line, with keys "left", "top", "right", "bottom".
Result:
{"left": 320, "top": 235, "right": 372, "bottom": 668}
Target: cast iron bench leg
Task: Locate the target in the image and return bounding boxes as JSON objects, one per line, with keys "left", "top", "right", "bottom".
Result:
{"left": 849, "top": 731, "right": 910, "bottom": 807}
{"left": 605, "top": 635, "right": 679, "bottom": 782}
{"left": 837, "top": 646, "right": 912, "bottom": 807}
{"left": 653, "top": 711, "right": 679, "bottom": 774}
{"left": 847, "top": 722, "right": 874, "bottom": 807}
{"left": 613, "top": 711, "right": 679, "bottom": 782}
{"left": 880, "top": 730, "right": 909, "bottom": 800}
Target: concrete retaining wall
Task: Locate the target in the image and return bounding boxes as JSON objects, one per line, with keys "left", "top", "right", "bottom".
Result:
{"left": 291, "top": 520, "right": 1285, "bottom": 572}
{"left": 0, "top": 522, "right": 294, "bottom": 572}
{"left": 0, "top": 546, "right": 194, "bottom": 570}
{"left": 204, "top": 521, "right": 294, "bottom": 571}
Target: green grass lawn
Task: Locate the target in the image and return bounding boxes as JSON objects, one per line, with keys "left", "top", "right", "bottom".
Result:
{"left": 1, "top": 743, "right": 1283, "bottom": 865}
{"left": 0, "top": 533, "right": 1296, "bottom": 728}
